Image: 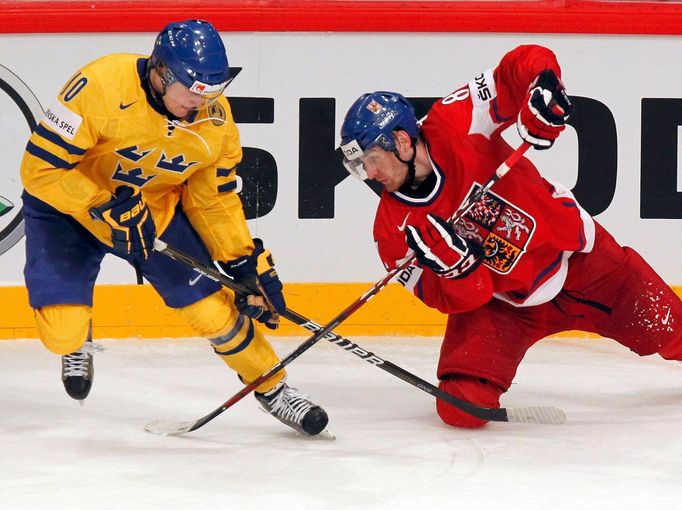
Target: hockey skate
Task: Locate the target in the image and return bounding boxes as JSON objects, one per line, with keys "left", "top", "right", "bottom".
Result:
{"left": 61, "top": 339, "right": 103, "bottom": 401}
{"left": 255, "top": 381, "right": 331, "bottom": 437}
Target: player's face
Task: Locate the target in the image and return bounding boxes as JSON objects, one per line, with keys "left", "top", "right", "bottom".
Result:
{"left": 162, "top": 82, "right": 219, "bottom": 118}
{"left": 361, "top": 147, "right": 409, "bottom": 192}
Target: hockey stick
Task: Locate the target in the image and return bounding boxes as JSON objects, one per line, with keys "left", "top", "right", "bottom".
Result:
{"left": 144, "top": 142, "right": 563, "bottom": 435}
{"left": 147, "top": 238, "right": 565, "bottom": 434}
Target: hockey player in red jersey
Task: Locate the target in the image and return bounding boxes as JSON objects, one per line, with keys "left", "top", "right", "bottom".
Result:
{"left": 339, "top": 44, "right": 682, "bottom": 428}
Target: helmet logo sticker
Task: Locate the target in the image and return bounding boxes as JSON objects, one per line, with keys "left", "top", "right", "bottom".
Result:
{"left": 366, "top": 100, "right": 383, "bottom": 114}
{"left": 378, "top": 110, "right": 396, "bottom": 129}
{"left": 341, "top": 140, "right": 363, "bottom": 160}
{"left": 189, "top": 81, "right": 225, "bottom": 96}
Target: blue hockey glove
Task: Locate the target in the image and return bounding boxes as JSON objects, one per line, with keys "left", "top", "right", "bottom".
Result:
{"left": 406, "top": 214, "right": 483, "bottom": 279}
{"left": 90, "top": 186, "right": 156, "bottom": 260}
{"left": 218, "top": 239, "right": 286, "bottom": 329}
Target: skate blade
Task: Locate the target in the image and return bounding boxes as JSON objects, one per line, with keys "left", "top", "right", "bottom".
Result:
{"left": 307, "top": 428, "right": 335, "bottom": 441}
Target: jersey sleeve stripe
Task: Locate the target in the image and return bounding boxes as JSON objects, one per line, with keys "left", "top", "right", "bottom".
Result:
{"left": 216, "top": 166, "right": 236, "bottom": 177}
{"left": 34, "top": 124, "right": 87, "bottom": 155}
{"left": 217, "top": 181, "right": 237, "bottom": 194}
{"left": 25, "top": 142, "right": 79, "bottom": 170}
{"left": 524, "top": 251, "right": 564, "bottom": 297}
{"left": 491, "top": 96, "right": 513, "bottom": 123}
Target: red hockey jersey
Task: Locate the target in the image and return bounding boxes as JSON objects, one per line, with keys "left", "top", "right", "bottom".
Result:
{"left": 374, "top": 45, "right": 595, "bottom": 314}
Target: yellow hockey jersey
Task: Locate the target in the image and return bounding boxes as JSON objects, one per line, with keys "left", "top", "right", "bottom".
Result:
{"left": 20, "top": 53, "right": 253, "bottom": 262}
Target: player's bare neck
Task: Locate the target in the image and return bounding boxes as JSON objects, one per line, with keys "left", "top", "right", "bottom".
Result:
{"left": 410, "top": 143, "right": 433, "bottom": 188}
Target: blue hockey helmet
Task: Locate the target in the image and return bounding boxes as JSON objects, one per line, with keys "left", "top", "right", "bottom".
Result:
{"left": 151, "top": 20, "right": 232, "bottom": 105}
{"left": 339, "top": 91, "right": 419, "bottom": 180}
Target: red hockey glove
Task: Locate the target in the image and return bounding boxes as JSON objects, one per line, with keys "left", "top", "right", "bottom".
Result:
{"left": 90, "top": 186, "right": 156, "bottom": 259}
{"left": 218, "top": 239, "right": 286, "bottom": 330}
{"left": 517, "top": 69, "right": 574, "bottom": 150}
{"left": 405, "top": 214, "right": 483, "bottom": 279}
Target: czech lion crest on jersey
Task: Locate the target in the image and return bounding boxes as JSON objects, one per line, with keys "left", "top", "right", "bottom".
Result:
{"left": 454, "top": 184, "right": 535, "bottom": 274}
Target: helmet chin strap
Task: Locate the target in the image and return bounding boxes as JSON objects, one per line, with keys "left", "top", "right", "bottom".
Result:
{"left": 146, "top": 59, "right": 171, "bottom": 101}
{"left": 145, "top": 62, "right": 161, "bottom": 99}
{"left": 144, "top": 59, "right": 184, "bottom": 121}
{"left": 394, "top": 136, "right": 418, "bottom": 188}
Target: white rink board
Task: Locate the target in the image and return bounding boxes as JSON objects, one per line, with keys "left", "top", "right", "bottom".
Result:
{"left": 0, "top": 33, "right": 680, "bottom": 285}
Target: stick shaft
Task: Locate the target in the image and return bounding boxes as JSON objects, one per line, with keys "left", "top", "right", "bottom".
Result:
{"left": 150, "top": 142, "right": 542, "bottom": 432}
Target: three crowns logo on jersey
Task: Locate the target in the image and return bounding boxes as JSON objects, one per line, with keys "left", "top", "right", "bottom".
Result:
{"left": 454, "top": 184, "right": 535, "bottom": 274}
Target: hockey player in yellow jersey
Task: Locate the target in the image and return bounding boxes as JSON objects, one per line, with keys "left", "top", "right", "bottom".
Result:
{"left": 20, "top": 19, "right": 329, "bottom": 436}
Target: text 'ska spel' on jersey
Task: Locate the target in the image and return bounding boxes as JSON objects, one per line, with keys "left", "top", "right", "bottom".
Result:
{"left": 21, "top": 53, "right": 253, "bottom": 261}
{"left": 373, "top": 45, "right": 595, "bottom": 314}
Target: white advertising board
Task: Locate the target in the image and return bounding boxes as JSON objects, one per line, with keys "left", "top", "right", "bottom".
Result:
{"left": 0, "top": 32, "right": 680, "bottom": 285}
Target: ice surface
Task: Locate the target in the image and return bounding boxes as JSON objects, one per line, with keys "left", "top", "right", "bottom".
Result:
{"left": 0, "top": 336, "right": 680, "bottom": 509}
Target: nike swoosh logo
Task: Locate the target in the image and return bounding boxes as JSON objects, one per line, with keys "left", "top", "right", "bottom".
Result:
{"left": 397, "top": 212, "right": 411, "bottom": 232}
{"left": 119, "top": 101, "right": 136, "bottom": 110}
{"left": 188, "top": 273, "right": 203, "bottom": 286}
{"left": 662, "top": 307, "right": 671, "bottom": 325}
